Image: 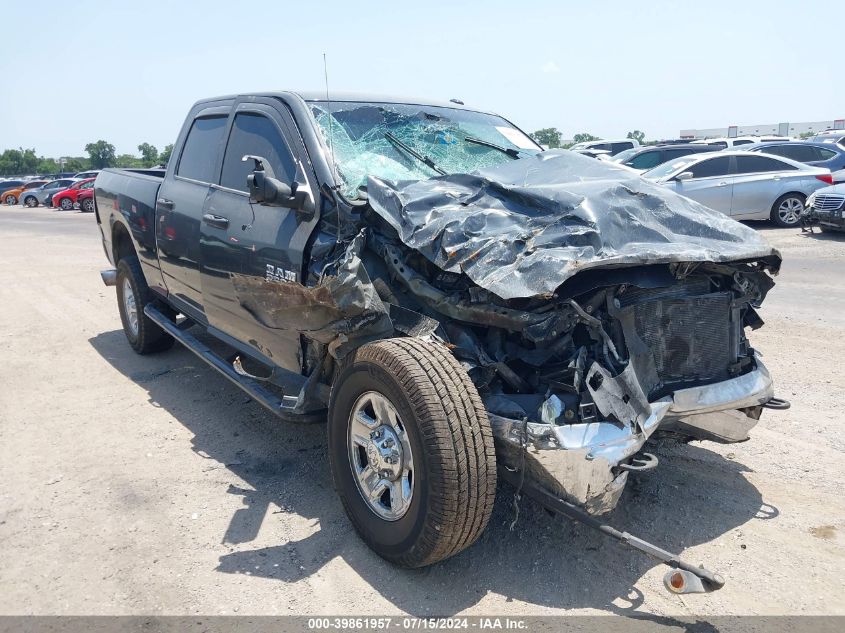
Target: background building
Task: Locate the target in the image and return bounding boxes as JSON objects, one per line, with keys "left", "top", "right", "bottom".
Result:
{"left": 680, "top": 119, "right": 844, "bottom": 139}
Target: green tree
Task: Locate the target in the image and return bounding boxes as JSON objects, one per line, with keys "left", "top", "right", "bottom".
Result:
{"left": 530, "top": 127, "right": 562, "bottom": 149}
{"left": 63, "top": 157, "right": 90, "bottom": 172}
{"left": 116, "top": 154, "right": 144, "bottom": 168}
{"left": 799, "top": 131, "right": 815, "bottom": 140}
{"left": 137, "top": 142, "right": 159, "bottom": 167}
{"left": 626, "top": 130, "right": 646, "bottom": 144}
{"left": 37, "top": 158, "right": 59, "bottom": 173}
{"left": 159, "top": 143, "right": 174, "bottom": 166}
{"left": 84, "top": 140, "right": 117, "bottom": 169}
{"left": 572, "top": 132, "right": 599, "bottom": 144}
{"left": 0, "top": 148, "right": 40, "bottom": 176}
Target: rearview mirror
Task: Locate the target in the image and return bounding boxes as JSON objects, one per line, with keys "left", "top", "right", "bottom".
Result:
{"left": 243, "top": 155, "right": 315, "bottom": 217}
{"left": 675, "top": 171, "right": 693, "bottom": 182}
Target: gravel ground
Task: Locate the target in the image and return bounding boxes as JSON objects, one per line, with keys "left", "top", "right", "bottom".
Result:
{"left": 0, "top": 204, "right": 843, "bottom": 618}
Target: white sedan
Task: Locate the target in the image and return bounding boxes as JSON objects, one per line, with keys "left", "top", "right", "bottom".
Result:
{"left": 642, "top": 151, "right": 833, "bottom": 227}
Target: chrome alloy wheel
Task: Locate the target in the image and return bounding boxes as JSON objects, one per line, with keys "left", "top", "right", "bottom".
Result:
{"left": 777, "top": 197, "right": 804, "bottom": 225}
{"left": 347, "top": 391, "right": 414, "bottom": 521}
{"left": 122, "top": 277, "right": 139, "bottom": 337}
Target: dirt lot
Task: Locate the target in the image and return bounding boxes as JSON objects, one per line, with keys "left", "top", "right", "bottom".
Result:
{"left": 0, "top": 204, "right": 843, "bottom": 618}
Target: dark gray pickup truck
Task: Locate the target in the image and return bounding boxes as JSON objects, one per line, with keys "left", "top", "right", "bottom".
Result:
{"left": 95, "top": 91, "right": 786, "bottom": 592}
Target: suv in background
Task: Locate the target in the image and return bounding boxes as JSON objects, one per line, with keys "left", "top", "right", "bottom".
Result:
{"left": 691, "top": 135, "right": 791, "bottom": 149}
{"left": 611, "top": 144, "right": 719, "bottom": 173}
{"left": 810, "top": 130, "right": 845, "bottom": 146}
{"left": 569, "top": 138, "right": 640, "bottom": 155}
{"left": 738, "top": 141, "right": 845, "bottom": 175}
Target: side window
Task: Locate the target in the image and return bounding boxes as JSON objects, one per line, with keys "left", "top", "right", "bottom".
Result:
{"left": 816, "top": 147, "right": 837, "bottom": 161}
{"left": 733, "top": 139, "right": 753, "bottom": 146}
{"left": 687, "top": 156, "right": 732, "bottom": 179}
{"left": 776, "top": 145, "right": 816, "bottom": 162}
{"left": 735, "top": 155, "right": 796, "bottom": 174}
{"left": 665, "top": 148, "right": 695, "bottom": 160}
{"left": 708, "top": 141, "right": 728, "bottom": 149}
{"left": 220, "top": 113, "right": 297, "bottom": 192}
{"left": 176, "top": 115, "right": 227, "bottom": 183}
{"left": 628, "top": 151, "right": 662, "bottom": 169}
{"left": 611, "top": 142, "right": 633, "bottom": 154}
{"left": 81, "top": 181, "right": 94, "bottom": 190}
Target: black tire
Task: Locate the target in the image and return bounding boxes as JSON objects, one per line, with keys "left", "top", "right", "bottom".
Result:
{"left": 58, "top": 197, "right": 73, "bottom": 211}
{"left": 116, "top": 257, "right": 175, "bottom": 354}
{"left": 4, "top": 194, "right": 17, "bottom": 205}
{"left": 771, "top": 193, "right": 806, "bottom": 228}
{"left": 81, "top": 197, "right": 94, "bottom": 212}
{"left": 23, "top": 196, "right": 37, "bottom": 208}
{"left": 328, "top": 337, "right": 496, "bottom": 568}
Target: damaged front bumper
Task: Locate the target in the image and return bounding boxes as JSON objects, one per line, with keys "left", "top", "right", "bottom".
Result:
{"left": 488, "top": 357, "right": 774, "bottom": 514}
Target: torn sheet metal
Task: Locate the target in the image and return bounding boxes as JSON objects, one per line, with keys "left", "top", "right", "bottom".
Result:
{"left": 366, "top": 150, "right": 782, "bottom": 300}
{"left": 232, "top": 230, "right": 392, "bottom": 358}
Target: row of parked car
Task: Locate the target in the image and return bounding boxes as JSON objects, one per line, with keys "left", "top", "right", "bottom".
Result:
{"left": 0, "top": 170, "right": 100, "bottom": 211}
{"left": 571, "top": 130, "right": 845, "bottom": 228}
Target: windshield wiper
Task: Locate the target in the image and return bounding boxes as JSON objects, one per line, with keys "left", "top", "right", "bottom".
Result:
{"left": 384, "top": 132, "right": 447, "bottom": 176}
{"left": 464, "top": 136, "right": 521, "bottom": 159}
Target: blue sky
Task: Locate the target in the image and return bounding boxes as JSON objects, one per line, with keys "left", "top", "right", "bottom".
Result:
{"left": 1, "top": 0, "right": 841, "bottom": 157}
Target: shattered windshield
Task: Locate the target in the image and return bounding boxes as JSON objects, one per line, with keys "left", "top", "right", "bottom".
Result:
{"left": 308, "top": 100, "right": 540, "bottom": 199}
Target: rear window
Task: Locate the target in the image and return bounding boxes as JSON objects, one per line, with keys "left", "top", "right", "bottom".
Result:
{"left": 735, "top": 155, "right": 796, "bottom": 174}
{"left": 177, "top": 116, "right": 227, "bottom": 183}
{"left": 764, "top": 144, "right": 817, "bottom": 163}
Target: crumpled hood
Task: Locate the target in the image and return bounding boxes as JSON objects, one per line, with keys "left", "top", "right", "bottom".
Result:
{"left": 366, "top": 150, "right": 781, "bottom": 300}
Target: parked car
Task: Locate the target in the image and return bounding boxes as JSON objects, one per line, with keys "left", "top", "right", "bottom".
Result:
{"left": 642, "top": 150, "right": 833, "bottom": 226}
{"left": 92, "top": 92, "right": 785, "bottom": 591}
{"left": 611, "top": 144, "right": 720, "bottom": 173}
{"left": 73, "top": 170, "right": 100, "bottom": 180}
{"left": 75, "top": 187, "right": 94, "bottom": 212}
{"left": 19, "top": 178, "right": 77, "bottom": 207}
{"left": 1, "top": 179, "right": 50, "bottom": 205}
{"left": 810, "top": 130, "right": 845, "bottom": 146}
{"left": 51, "top": 178, "right": 96, "bottom": 210}
{"left": 806, "top": 184, "right": 845, "bottom": 233}
{"left": 0, "top": 179, "right": 28, "bottom": 200}
{"left": 737, "top": 141, "right": 845, "bottom": 174}
{"left": 691, "top": 135, "right": 791, "bottom": 149}
{"left": 569, "top": 138, "right": 639, "bottom": 155}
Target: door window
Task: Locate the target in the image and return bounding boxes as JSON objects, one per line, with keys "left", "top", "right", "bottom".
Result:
{"left": 610, "top": 142, "right": 633, "bottom": 155}
{"left": 816, "top": 147, "right": 837, "bottom": 160}
{"left": 627, "top": 151, "right": 662, "bottom": 169}
{"left": 735, "top": 155, "right": 796, "bottom": 174}
{"left": 665, "top": 148, "right": 697, "bottom": 160}
{"left": 176, "top": 115, "right": 227, "bottom": 183}
{"left": 687, "top": 156, "right": 731, "bottom": 179}
{"left": 767, "top": 144, "right": 816, "bottom": 162}
{"left": 220, "top": 113, "right": 297, "bottom": 192}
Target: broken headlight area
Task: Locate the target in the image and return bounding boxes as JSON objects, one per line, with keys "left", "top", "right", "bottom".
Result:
{"left": 369, "top": 236, "right": 776, "bottom": 513}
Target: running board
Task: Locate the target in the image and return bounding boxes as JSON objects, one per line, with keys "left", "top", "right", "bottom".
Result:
{"left": 144, "top": 304, "right": 301, "bottom": 417}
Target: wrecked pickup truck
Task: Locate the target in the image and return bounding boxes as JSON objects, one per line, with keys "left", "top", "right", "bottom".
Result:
{"left": 95, "top": 92, "right": 786, "bottom": 592}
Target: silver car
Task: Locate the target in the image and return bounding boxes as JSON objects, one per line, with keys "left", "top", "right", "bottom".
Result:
{"left": 20, "top": 178, "right": 78, "bottom": 207}
{"left": 642, "top": 151, "right": 833, "bottom": 227}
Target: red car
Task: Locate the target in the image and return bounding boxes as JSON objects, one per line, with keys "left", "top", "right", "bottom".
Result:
{"left": 76, "top": 188, "right": 94, "bottom": 212}
{"left": 51, "top": 178, "right": 95, "bottom": 210}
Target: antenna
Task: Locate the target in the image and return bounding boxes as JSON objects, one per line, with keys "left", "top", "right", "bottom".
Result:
{"left": 323, "top": 53, "right": 337, "bottom": 181}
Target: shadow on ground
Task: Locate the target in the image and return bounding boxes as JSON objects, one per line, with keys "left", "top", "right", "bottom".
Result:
{"left": 90, "top": 329, "right": 774, "bottom": 617}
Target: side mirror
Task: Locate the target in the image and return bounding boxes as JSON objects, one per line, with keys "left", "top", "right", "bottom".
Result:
{"left": 243, "top": 155, "right": 315, "bottom": 217}
{"left": 675, "top": 171, "right": 694, "bottom": 182}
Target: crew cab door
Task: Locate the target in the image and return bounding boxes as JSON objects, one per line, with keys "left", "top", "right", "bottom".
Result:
{"left": 155, "top": 106, "right": 229, "bottom": 319}
{"left": 199, "top": 100, "right": 317, "bottom": 373}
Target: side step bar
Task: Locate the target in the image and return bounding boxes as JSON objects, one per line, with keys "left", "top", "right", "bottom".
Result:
{"left": 144, "top": 304, "right": 300, "bottom": 417}
{"left": 500, "top": 469, "right": 726, "bottom": 595}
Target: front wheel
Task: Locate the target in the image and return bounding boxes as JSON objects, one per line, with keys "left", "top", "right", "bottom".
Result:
{"left": 116, "top": 257, "right": 175, "bottom": 354}
{"left": 771, "top": 193, "right": 805, "bottom": 227}
{"left": 23, "top": 196, "right": 37, "bottom": 207}
{"left": 328, "top": 338, "right": 496, "bottom": 568}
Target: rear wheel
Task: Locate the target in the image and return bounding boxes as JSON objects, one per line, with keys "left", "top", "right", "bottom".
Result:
{"left": 59, "top": 197, "right": 73, "bottom": 211}
{"left": 771, "top": 193, "right": 805, "bottom": 227}
{"left": 4, "top": 194, "right": 17, "bottom": 205}
{"left": 328, "top": 338, "right": 496, "bottom": 567}
{"left": 23, "top": 196, "right": 37, "bottom": 207}
{"left": 81, "top": 197, "right": 94, "bottom": 212}
{"left": 116, "top": 257, "right": 175, "bottom": 354}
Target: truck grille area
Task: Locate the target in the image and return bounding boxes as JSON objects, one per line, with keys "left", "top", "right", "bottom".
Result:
{"left": 624, "top": 285, "right": 737, "bottom": 397}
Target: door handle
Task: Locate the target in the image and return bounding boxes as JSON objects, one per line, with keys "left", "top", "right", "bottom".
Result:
{"left": 156, "top": 198, "right": 174, "bottom": 209}
{"left": 202, "top": 213, "right": 229, "bottom": 229}
{"left": 717, "top": 181, "right": 728, "bottom": 187}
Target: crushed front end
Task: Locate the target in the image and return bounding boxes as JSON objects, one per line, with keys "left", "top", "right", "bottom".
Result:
{"left": 362, "top": 150, "right": 783, "bottom": 515}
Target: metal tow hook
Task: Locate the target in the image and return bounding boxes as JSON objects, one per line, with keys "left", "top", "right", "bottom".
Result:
{"left": 618, "top": 452, "right": 658, "bottom": 473}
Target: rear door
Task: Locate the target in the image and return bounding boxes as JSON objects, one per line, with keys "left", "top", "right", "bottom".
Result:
{"left": 670, "top": 156, "right": 734, "bottom": 214}
{"left": 199, "top": 99, "right": 316, "bottom": 373}
{"left": 156, "top": 106, "right": 229, "bottom": 318}
{"left": 730, "top": 155, "right": 798, "bottom": 218}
